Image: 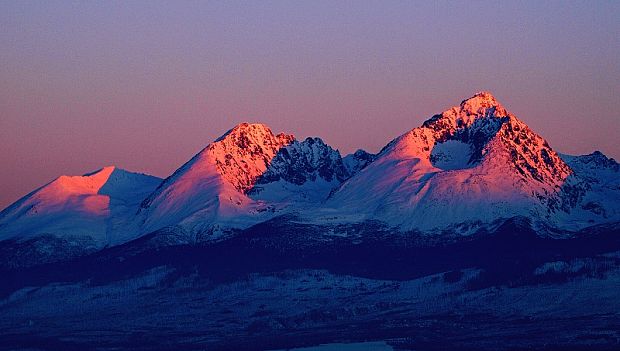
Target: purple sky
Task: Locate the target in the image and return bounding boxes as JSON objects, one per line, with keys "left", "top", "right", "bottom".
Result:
{"left": 1, "top": 1, "right": 619, "bottom": 209}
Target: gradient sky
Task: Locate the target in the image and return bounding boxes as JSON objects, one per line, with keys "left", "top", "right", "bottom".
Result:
{"left": 1, "top": 1, "right": 619, "bottom": 209}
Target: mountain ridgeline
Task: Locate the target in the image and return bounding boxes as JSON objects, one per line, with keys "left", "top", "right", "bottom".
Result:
{"left": 1, "top": 92, "right": 619, "bottom": 267}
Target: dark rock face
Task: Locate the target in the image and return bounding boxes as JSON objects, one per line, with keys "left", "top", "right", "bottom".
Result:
{"left": 551, "top": 151, "right": 620, "bottom": 216}
{"left": 255, "top": 137, "right": 351, "bottom": 186}
{"left": 343, "top": 149, "right": 376, "bottom": 175}
{"left": 572, "top": 151, "right": 620, "bottom": 172}
{"left": 498, "top": 118, "right": 572, "bottom": 184}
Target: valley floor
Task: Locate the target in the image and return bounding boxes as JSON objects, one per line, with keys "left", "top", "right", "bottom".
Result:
{"left": 1, "top": 263, "right": 620, "bottom": 350}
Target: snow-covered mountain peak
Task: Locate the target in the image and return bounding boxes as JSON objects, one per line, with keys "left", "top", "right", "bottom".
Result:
{"left": 215, "top": 122, "right": 294, "bottom": 145}
{"left": 0, "top": 166, "right": 162, "bottom": 244}
{"left": 206, "top": 123, "right": 296, "bottom": 193}
{"left": 52, "top": 166, "right": 117, "bottom": 196}
{"left": 379, "top": 93, "right": 507, "bottom": 165}
{"left": 381, "top": 92, "right": 571, "bottom": 185}
{"left": 421, "top": 91, "right": 508, "bottom": 140}
{"left": 0, "top": 165, "right": 160, "bottom": 217}
{"left": 138, "top": 123, "right": 363, "bottom": 235}
{"left": 460, "top": 91, "right": 506, "bottom": 115}
{"left": 137, "top": 123, "right": 296, "bottom": 232}
{"left": 82, "top": 165, "right": 116, "bottom": 176}
{"left": 43, "top": 165, "right": 161, "bottom": 202}
{"left": 329, "top": 92, "right": 577, "bottom": 232}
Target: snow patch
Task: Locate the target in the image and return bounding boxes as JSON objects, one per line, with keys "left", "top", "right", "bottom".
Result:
{"left": 430, "top": 140, "right": 474, "bottom": 170}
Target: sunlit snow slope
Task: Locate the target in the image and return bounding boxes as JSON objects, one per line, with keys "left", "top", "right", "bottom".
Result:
{"left": 326, "top": 92, "right": 619, "bottom": 233}
{"left": 138, "top": 123, "right": 357, "bottom": 238}
{"left": 0, "top": 166, "right": 161, "bottom": 246}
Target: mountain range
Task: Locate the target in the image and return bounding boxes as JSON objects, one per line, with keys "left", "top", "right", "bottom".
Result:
{"left": 2, "top": 92, "right": 620, "bottom": 350}
{"left": 1, "top": 92, "right": 618, "bottom": 260}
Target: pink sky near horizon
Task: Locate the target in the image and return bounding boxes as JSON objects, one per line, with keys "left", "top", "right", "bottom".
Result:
{"left": 1, "top": 1, "right": 619, "bottom": 210}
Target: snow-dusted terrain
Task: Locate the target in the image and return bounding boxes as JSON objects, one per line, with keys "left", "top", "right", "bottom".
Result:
{"left": 0, "top": 167, "right": 161, "bottom": 246}
{"left": 2, "top": 240, "right": 620, "bottom": 350}
{"left": 135, "top": 123, "right": 359, "bottom": 241}
{"left": 1, "top": 92, "right": 619, "bottom": 350}
{"left": 325, "top": 92, "right": 617, "bottom": 234}
{"left": 3, "top": 266, "right": 614, "bottom": 347}
{"left": 2, "top": 92, "right": 618, "bottom": 252}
